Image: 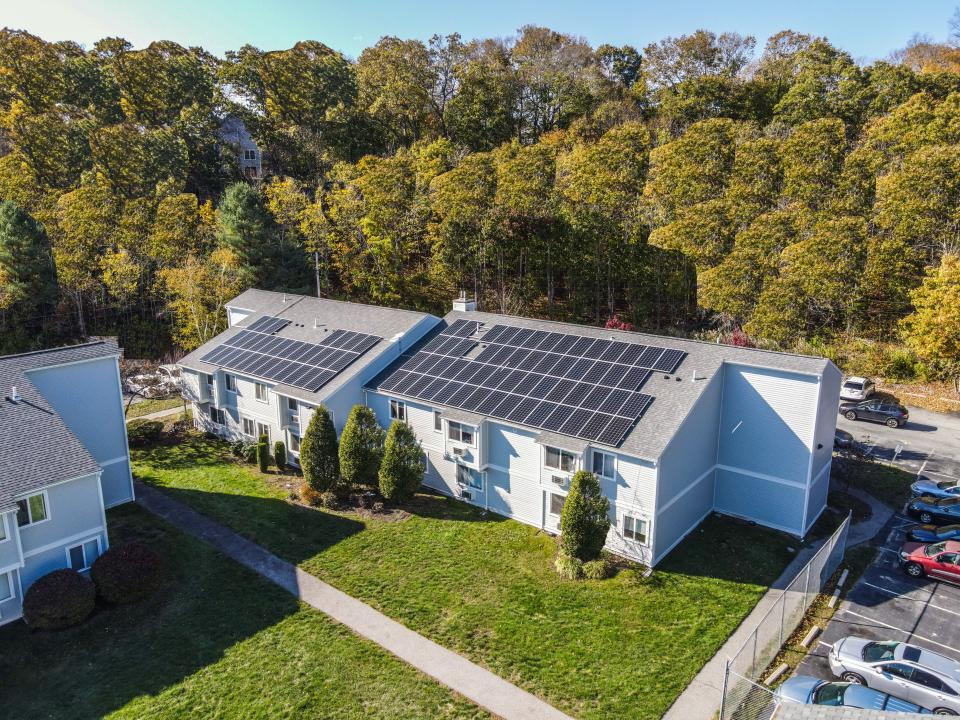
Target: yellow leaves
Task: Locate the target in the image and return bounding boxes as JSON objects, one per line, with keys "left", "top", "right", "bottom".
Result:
{"left": 100, "top": 248, "right": 140, "bottom": 301}
{"left": 901, "top": 254, "right": 960, "bottom": 365}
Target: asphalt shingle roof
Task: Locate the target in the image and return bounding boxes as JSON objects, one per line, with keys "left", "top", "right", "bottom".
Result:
{"left": 0, "top": 341, "right": 119, "bottom": 511}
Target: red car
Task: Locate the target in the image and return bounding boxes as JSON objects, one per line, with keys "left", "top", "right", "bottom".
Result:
{"left": 900, "top": 540, "right": 960, "bottom": 583}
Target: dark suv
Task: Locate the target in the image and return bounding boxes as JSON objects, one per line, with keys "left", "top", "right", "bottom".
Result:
{"left": 839, "top": 400, "right": 909, "bottom": 428}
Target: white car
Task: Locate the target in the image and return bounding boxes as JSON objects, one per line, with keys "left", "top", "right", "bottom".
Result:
{"left": 840, "top": 376, "right": 876, "bottom": 402}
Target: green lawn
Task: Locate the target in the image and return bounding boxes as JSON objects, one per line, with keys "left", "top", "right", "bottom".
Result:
{"left": 836, "top": 458, "right": 915, "bottom": 508}
{"left": 125, "top": 397, "right": 183, "bottom": 419}
{"left": 133, "top": 434, "right": 795, "bottom": 720}
{"left": 0, "top": 505, "right": 485, "bottom": 720}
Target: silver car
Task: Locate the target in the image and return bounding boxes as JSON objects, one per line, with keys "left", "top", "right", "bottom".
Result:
{"left": 829, "top": 637, "right": 960, "bottom": 715}
{"left": 840, "top": 376, "right": 876, "bottom": 401}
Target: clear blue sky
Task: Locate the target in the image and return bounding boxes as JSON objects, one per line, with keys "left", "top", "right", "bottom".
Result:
{"left": 5, "top": 0, "right": 958, "bottom": 61}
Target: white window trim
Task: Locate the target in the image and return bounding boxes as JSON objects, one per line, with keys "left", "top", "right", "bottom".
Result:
{"left": 623, "top": 514, "right": 650, "bottom": 546}
{"left": 548, "top": 491, "right": 567, "bottom": 517}
{"left": 0, "top": 513, "right": 9, "bottom": 544}
{"left": 544, "top": 446, "right": 578, "bottom": 474}
{"left": 241, "top": 416, "right": 256, "bottom": 439}
{"left": 256, "top": 421, "right": 271, "bottom": 442}
{"left": 434, "top": 410, "right": 442, "bottom": 433}
{"left": 0, "top": 569, "right": 14, "bottom": 602}
{"left": 592, "top": 449, "right": 617, "bottom": 480}
{"left": 225, "top": 374, "right": 237, "bottom": 393}
{"left": 255, "top": 382, "right": 269, "bottom": 403}
{"left": 16, "top": 490, "right": 50, "bottom": 528}
{"left": 389, "top": 399, "right": 406, "bottom": 422}
{"left": 287, "top": 429, "right": 301, "bottom": 454}
{"left": 447, "top": 420, "right": 476, "bottom": 447}
{"left": 65, "top": 535, "right": 102, "bottom": 572}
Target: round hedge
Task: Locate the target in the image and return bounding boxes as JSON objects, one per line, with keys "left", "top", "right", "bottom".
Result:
{"left": 91, "top": 542, "right": 162, "bottom": 604}
{"left": 23, "top": 569, "right": 96, "bottom": 630}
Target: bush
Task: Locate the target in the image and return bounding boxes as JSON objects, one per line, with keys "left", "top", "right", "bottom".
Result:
{"left": 378, "top": 420, "right": 425, "bottom": 503}
{"left": 880, "top": 348, "right": 918, "bottom": 382}
{"left": 582, "top": 558, "right": 613, "bottom": 580}
{"left": 22, "top": 569, "right": 96, "bottom": 630}
{"left": 299, "top": 482, "right": 322, "bottom": 506}
{"left": 242, "top": 443, "right": 257, "bottom": 463}
{"left": 126, "top": 419, "right": 163, "bottom": 448}
{"left": 319, "top": 491, "right": 338, "bottom": 508}
{"left": 91, "top": 542, "right": 162, "bottom": 604}
{"left": 554, "top": 552, "right": 583, "bottom": 580}
{"left": 256, "top": 442, "right": 270, "bottom": 473}
{"left": 339, "top": 405, "right": 385, "bottom": 487}
{"left": 230, "top": 439, "right": 246, "bottom": 457}
{"left": 559, "top": 470, "right": 611, "bottom": 561}
{"left": 273, "top": 440, "right": 287, "bottom": 471}
{"left": 300, "top": 405, "right": 340, "bottom": 491}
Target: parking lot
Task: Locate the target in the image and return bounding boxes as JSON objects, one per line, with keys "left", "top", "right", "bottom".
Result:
{"left": 797, "top": 452, "right": 960, "bottom": 682}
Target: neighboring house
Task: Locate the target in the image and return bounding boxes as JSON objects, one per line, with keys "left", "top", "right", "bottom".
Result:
{"left": 177, "top": 289, "right": 438, "bottom": 461}
{"left": 0, "top": 341, "right": 134, "bottom": 625}
{"left": 219, "top": 115, "right": 262, "bottom": 179}
{"left": 182, "top": 290, "right": 841, "bottom": 567}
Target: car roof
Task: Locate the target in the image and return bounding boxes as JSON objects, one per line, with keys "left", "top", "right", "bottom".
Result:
{"left": 898, "top": 643, "right": 960, "bottom": 680}
{"left": 845, "top": 376, "right": 871, "bottom": 384}
{"left": 938, "top": 540, "right": 960, "bottom": 552}
{"left": 842, "top": 684, "right": 890, "bottom": 710}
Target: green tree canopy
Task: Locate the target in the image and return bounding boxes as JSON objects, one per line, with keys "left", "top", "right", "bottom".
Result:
{"left": 339, "top": 405, "right": 386, "bottom": 487}
{"left": 300, "top": 406, "right": 341, "bottom": 493}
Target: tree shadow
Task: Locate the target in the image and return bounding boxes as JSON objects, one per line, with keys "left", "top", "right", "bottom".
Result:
{"left": 399, "top": 489, "right": 510, "bottom": 525}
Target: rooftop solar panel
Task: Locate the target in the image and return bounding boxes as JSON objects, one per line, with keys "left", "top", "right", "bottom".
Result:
{"left": 246, "top": 315, "right": 291, "bottom": 334}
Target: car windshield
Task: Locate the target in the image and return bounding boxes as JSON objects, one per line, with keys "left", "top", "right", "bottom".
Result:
{"left": 938, "top": 526, "right": 960, "bottom": 537}
{"left": 813, "top": 682, "right": 846, "bottom": 706}
{"left": 926, "top": 542, "right": 948, "bottom": 557}
{"left": 938, "top": 481, "right": 958, "bottom": 490}
{"left": 863, "top": 641, "right": 899, "bottom": 662}
{"left": 844, "top": 381, "right": 863, "bottom": 390}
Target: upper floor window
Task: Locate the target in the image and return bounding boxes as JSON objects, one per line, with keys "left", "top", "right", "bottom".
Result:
{"left": 0, "top": 570, "right": 12, "bottom": 602}
{"left": 390, "top": 399, "right": 406, "bottom": 422}
{"left": 67, "top": 537, "right": 101, "bottom": 572}
{"left": 255, "top": 382, "right": 268, "bottom": 402}
{"left": 434, "top": 411, "right": 442, "bottom": 432}
{"left": 243, "top": 149, "right": 257, "bottom": 160}
{"left": 206, "top": 373, "right": 214, "bottom": 386}
{"left": 544, "top": 446, "right": 576, "bottom": 473}
{"left": 16, "top": 492, "right": 48, "bottom": 527}
{"left": 447, "top": 421, "right": 474, "bottom": 446}
{"left": 288, "top": 397, "right": 297, "bottom": 411}
{"left": 624, "top": 515, "right": 648, "bottom": 544}
{"left": 592, "top": 450, "right": 616, "bottom": 480}
{"left": 0, "top": 515, "right": 7, "bottom": 542}
{"left": 225, "top": 374, "right": 236, "bottom": 392}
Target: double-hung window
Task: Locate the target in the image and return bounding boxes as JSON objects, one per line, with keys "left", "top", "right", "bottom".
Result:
{"left": 0, "top": 570, "right": 13, "bottom": 602}
{"left": 241, "top": 417, "right": 256, "bottom": 438}
{"left": 434, "top": 411, "right": 442, "bottom": 432}
{"left": 288, "top": 397, "right": 297, "bottom": 411}
{"left": 544, "top": 446, "right": 576, "bottom": 473}
{"left": 549, "top": 493, "right": 565, "bottom": 517}
{"left": 389, "top": 399, "right": 406, "bottom": 422}
{"left": 447, "top": 421, "right": 474, "bottom": 445}
{"left": 206, "top": 373, "right": 214, "bottom": 388}
{"left": 67, "top": 537, "right": 101, "bottom": 572}
{"left": 244, "top": 149, "right": 257, "bottom": 160}
{"left": 209, "top": 407, "right": 225, "bottom": 425}
{"left": 255, "top": 382, "right": 268, "bottom": 402}
{"left": 256, "top": 422, "right": 270, "bottom": 443}
{"left": 16, "top": 493, "right": 47, "bottom": 527}
{"left": 225, "top": 374, "right": 236, "bottom": 392}
{"left": 623, "top": 515, "right": 648, "bottom": 544}
{"left": 592, "top": 450, "right": 616, "bottom": 480}
{"left": 289, "top": 433, "right": 301, "bottom": 452}
{"left": 457, "top": 464, "right": 482, "bottom": 490}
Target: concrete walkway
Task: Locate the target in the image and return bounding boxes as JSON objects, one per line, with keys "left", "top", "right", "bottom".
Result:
{"left": 125, "top": 405, "right": 184, "bottom": 422}
{"left": 134, "top": 481, "right": 572, "bottom": 720}
{"left": 844, "top": 487, "right": 895, "bottom": 547}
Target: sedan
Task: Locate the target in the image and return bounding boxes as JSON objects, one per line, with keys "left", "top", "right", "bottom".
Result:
{"left": 912, "top": 476, "right": 960, "bottom": 500}
{"left": 828, "top": 637, "right": 960, "bottom": 715}
{"left": 906, "top": 496, "right": 960, "bottom": 525}
{"left": 839, "top": 400, "right": 909, "bottom": 428}
{"left": 834, "top": 428, "right": 855, "bottom": 450}
{"left": 905, "top": 523, "right": 960, "bottom": 543}
{"left": 778, "top": 675, "right": 930, "bottom": 713}
{"left": 900, "top": 540, "right": 960, "bottom": 585}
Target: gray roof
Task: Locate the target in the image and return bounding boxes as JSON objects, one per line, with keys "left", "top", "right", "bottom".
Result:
{"left": 179, "top": 289, "right": 437, "bottom": 405}
{"left": 368, "top": 309, "right": 834, "bottom": 461}
{"left": 0, "top": 341, "right": 119, "bottom": 512}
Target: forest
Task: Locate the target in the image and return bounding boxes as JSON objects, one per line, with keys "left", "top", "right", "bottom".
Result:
{"left": 0, "top": 23, "right": 958, "bottom": 386}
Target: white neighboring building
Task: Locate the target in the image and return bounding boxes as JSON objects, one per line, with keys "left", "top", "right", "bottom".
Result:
{"left": 219, "top": 116, "right": 263, "bottom": 179}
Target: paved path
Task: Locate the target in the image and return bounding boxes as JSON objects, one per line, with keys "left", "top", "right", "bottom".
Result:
{"left": 134, "top": 481, "right": 572, "bottom": 720}
{"left": 125, "top": 405, "right": 184, "bottom": 422}
{"left": 844, "top": 487, "right": 894, "bottom": 546}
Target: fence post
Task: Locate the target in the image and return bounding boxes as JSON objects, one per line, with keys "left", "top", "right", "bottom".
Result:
{"left": 779, "top": 590, "right": 787, "bottom": 646}
{"left": 719, "top": 660, "right": 729, "bottom": 720}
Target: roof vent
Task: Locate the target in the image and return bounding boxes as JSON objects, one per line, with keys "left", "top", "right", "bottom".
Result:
{"left": 9, "top": 386, "right": 21, "bottom": 403}
{"left": 692, "top": 369, "right": 706, "bottom": 381}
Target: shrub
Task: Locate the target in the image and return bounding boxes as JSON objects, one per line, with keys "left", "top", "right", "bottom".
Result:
{"left": 22, "top": 569, "right": 96, "bottom": 630}
{"left": 230, "top": 439, "right": 246, "bottom": 457}
{"left": 299, "top": 482, "right": 322, "bottom": 506}
{"left": 273, "top": 440, "right": 287, "bottom": 472}
{"left": 258, "top": 433, "right": 269, "bottom": 444}
{"left": 560, "top": 470, "right": 611, "bottom": 561}
{"left": 300, "top": 405, "right": 340, "bottom": 491}
{"left": 378, "top": 420, "right": 425, "bottom": 502}
{"left": 91, "top": 542, "right": 162, "bottom": 604}
{"left": 243, "top": 443, "right": 258, "bottom": 463}
{"left": 126, "top": 419, "right": 163, "bottom": 447}
{"left": 880, "top": 347, "right": 918, "bottom": 382}
{"left": 339, "top": 405, "right": 385, "bottom": 487}
{"left": 256, "top": 442, "right": 270, "bottom": 473}
{"left": 554, "top": 552, "right": 583, "bottom": 580}
{"left": 319, "top": 491, "right": 338, "bottom": 508}
{"left": 583, "top": 558, "right": 613, "bottom": 580}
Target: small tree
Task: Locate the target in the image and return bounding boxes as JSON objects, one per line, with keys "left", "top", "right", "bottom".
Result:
{"left": 901, "top": 254, "right": 960, "bottom": 392}
{"left": 300, "top": 405, "right": 340, "bottom": 491}
{"left": 378, "top": 420, "right": 425, "bottom": 503}
{"left": 339, "top": 405, "right": 386, "bottom": 487}
{"left": 559, "top": 471, "right": 611, "bottom": 561}
{"left": 273, "top": 440, "right": 287, "bottom": 472}
{"left": 256, "top": 441, "right": 270, "bottom": 473}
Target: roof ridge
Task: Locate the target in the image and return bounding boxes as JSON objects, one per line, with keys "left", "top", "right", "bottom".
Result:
{"left": 235, "top": 289, "right": 433, "bottom": 319}
{"left": 0, "top": 340, "right": 111, "bottom": 363}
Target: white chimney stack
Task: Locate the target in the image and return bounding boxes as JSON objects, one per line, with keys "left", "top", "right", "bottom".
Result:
{"left": 452, "top": 291, "right": 476, "bottom": 312}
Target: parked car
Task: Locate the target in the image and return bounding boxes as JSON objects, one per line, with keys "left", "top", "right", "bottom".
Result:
{"left": 778, "top": 675, "right": 930, "bottom": 713}
{"left": 834, "top": 428, "right": 855, "bottom": 449}
{"left": 905, "top": 524, "right": 960, "bottom": 543}
{"left": 912, "top": 476, "right": 960, "bottom": 500}
{"left": 829, "top": 637, "right": 960, "bottom": 715}
{"left": 839, "top": 400, "right": 909, "bottom": 428}
{"left": 900, "top": 540, "right": 960, "bottom": 585}
{"left": 841, "top": 376, "right": 876, "bottom": 402}
{"left": 906, "top": 496, "right": 960, "bottom": 525}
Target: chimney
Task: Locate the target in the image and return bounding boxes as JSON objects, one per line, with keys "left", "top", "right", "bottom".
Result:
{"left": 452, "top": 290, "right": 476, "bottom": 312}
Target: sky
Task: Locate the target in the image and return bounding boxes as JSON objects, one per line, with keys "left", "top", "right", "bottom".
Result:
{"left": 3, "top": 0, "right": 958, "bottom": 61}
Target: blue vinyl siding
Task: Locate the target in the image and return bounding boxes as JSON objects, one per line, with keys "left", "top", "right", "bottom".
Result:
{"left": 714, "top": 467, "right": 805, "bottom": 534}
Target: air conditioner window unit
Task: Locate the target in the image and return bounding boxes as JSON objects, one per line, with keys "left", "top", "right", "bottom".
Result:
{"left": 551, "top": 475, "right": 567, "bottom": 486}
{"left": 461, "top": 490, "right": 472, "bottom": 500}
{"left": 452, "top": 446, "right": 466, "bottom": 457}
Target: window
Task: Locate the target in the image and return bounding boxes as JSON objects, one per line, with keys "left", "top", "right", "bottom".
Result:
{"left": 912, "top": 669, "right": 947, "bottom": 692}
{"left": 225, "top": 374, "right": 236, "bottom": 392}
{"left": 206, "top": 373, "right": 214, "bottom": 386}
{"left": 389, "top": 399, "right": 406, "bottom": 421}
{"left": 0, "top": 515, "right": 6, "bottom": 542}
{"left": 256, "top": 422, "right": 270, "bottom": 442}
{"left": 457, "top": 464, "right": 482, "bottom": 489}
{"left": 434, "top": 411, "right": 442, "bottom": 432}
{"left": 592, "top": 450, "right": 616, "bottom": 479}
{"left": 289, "top": 433, "right": 301, "bottom": 452}
{"left": 447, "top": 421, "right": 474, "bottom": 445}
{"left": 549, "top": 493, "right": 565, "bottom": 517}
{"left": 243, "top": 149, "right": 257, "bottom": 160}
{"left": 0, "top": 571, "right": 12, "bottom": 602}
{"left": 67, "top": 538, "right": 101, "bottom": 572}
{"left": 242, "top": 417, "right": 256, "bottom": 438}
{"left": 880, "top": 663, "right": 914, "bottom": 681}
{"left": 255, "top": 382, "right": 268, "bottom": 402}
{"left": 288, "top": 397, "right": 297, "bottom": 411}
{"left": 544, "top": 446, "right": 576, "bottom": 473}
{"left": 209, "top": 407, "right": 225, "bottom": 425}
{"left": 624, "top": 515, "right": 648, "bottom": 544}
{"left": 16, "top": 493, "right": 47, "bottom": 527}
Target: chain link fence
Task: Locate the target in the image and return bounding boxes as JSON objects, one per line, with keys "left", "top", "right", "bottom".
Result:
{"left": 720, "top": 513, "right": 851, "bottom": 720}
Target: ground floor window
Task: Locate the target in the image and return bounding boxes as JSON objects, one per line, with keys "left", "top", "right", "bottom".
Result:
{"left": 457, "top": 464, "right": 482, "bottom": 490}
{"left": 242, "top": 417, "right": 255, "bottom": 438}
{"left": 623, "top": 515, "right": 648, "bottom": 544}
{"left": 67, "top": 537, "right": 101, "bottom": 572}
{"left": 209, "top": 406, "right": 225, "bottom": 425}
{"left": 0, "top": 570, "right": 12, "bottom": 601}
{"left": 549, "top": 492, "right": 565, "bottom": 517}
{"left": 256, "top": 422, "right": 270, "bottom": 442}
{"left": 289, "top": 432, "right": 301, "bottom": 452}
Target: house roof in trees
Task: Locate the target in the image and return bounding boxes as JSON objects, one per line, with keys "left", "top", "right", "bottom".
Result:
{"left": 0, "top": 341, "right": 118, "bottom": 511}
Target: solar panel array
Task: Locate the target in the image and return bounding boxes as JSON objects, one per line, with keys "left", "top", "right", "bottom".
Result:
{"left": 200, "top": 316, "right": 381, "bottom": 392}
{"left": 379, "top": 321, "right": 686, "bottom": 447}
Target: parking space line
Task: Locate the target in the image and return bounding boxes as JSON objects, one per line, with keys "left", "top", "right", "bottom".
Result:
{"left": 923, "top": 470, "right": 960, "bottom": 481}
{"left": 859, "top": 581, "right": 960, "bottom": 616}
{"left": 841, "top": 608, "right": 960, "bottom": 656}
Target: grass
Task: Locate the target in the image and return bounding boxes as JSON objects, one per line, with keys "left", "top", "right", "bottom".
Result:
{"left": 837, "top": 458, "right": 915, "bottom": 508}
{"left": 0, "top": 505, "right": 486, "bottom": 720}
{"left": 125, "top": 397, "right": 183, "bottom": 419}
{"left": 133, "top": 433, "right": 796, "bottom": 720}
